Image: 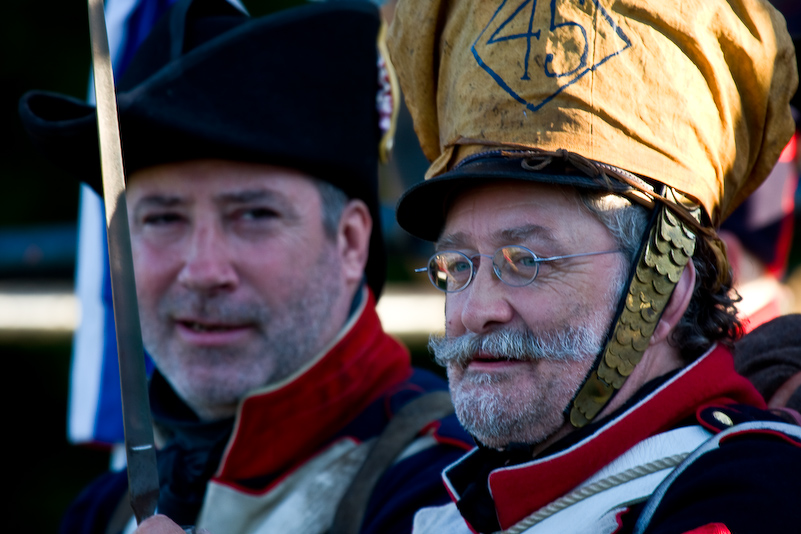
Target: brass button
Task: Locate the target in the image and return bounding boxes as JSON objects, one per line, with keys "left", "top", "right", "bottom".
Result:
{"left": 712, "top": 410, "right": 734, "bottom": 427}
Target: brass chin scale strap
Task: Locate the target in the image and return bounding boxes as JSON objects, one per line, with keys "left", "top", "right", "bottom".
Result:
{"left": 570, "top": 201, "right": 698, "bottom": 427}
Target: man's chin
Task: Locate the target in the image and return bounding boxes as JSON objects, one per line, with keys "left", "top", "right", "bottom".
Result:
{"left": 451, "top": 363, "right": 528, "bottom": 391}
{"left": 450, "top": 378, "right": 567, "bottom": 449}
{"left": 165, "top": 366, "right": 266, "bottom": 416}
{"left": 457, "top": 413, "right": 552, "bottom": 449}
{"left": 458, "top": 414, "right": 560, "bottom": 450}
{"left": 176, "top": 382, "right": 249, "bottom": 420}
{"left": 185, "top": 396, "right": 240, "bottom": 421}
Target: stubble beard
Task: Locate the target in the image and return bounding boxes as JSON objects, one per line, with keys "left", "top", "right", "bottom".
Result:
{"left": 431, "top": 320, "right": 605, "bottom": 448}
{"left": 431, "top": 280, "right": 625, "bottom": 448}
{"left": 142, "top": 246, "right": 343, "bottom": 420}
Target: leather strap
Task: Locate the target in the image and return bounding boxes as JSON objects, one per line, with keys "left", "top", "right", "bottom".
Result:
{"left": 329, "top": 390, "right": 456, "bottom": 534}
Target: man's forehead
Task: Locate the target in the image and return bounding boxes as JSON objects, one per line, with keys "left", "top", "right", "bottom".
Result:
{"left": 436, "top": 224, "right": 558, "bottom": 250}
{"left": 127, "top": 159, "right": 318, "bottom": 200}
{"left": 131, "top": 187, "right": 291, "bottom": 207}
{"left": 437, "top": 181, "right": 583, "bottom": 246}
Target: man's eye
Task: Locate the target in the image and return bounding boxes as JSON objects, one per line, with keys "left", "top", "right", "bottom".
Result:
{"left": 143, "top": 213, "right": 183, "bottom": 225}
{"left": 517, "top": 256, "right": 537, "bottom": 267}
{"left": 451, "top": 260, "right": 470, "bottom": 273}
{"left": 240, "top": 207, "right": 278, "bottom": 220}
{"left": 444, "top": 259, "right": 472, "bottom": 275}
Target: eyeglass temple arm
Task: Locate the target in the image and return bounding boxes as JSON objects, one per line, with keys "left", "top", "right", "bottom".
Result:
{"left": 414, "top": 249, "right": 620, "bottom": 273}
{"left": 535, "top": 250, "right": 622, "bottom": 263}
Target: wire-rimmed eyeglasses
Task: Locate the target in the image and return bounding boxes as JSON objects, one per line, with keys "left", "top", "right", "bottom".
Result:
{"left": 415, "top": 245, "right": 622, "bottom": 293}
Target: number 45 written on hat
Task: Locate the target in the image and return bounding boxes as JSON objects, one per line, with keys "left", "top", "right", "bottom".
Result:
{"left": 474, "top": 0, "right": 632, "bottom": 112}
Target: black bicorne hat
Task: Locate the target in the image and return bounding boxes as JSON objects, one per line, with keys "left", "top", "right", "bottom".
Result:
{"left": 19, "top": 0, "right": 388, "bottom": 296}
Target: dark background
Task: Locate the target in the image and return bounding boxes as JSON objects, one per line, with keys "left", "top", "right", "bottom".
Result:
{"left": 3, "top": 1, "right": 800, "bottom": 533}
{"left": 4, "top": 2, "right": 94, "bottom": 531}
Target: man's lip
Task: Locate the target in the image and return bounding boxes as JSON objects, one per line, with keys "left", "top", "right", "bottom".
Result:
{"left": 175, "top": 318, "right": 249, "bottom": 330}
{"left": 467, "top": 353, "right": 527, "bottom": 370}
{"left": 174, "top": 319, "right": 254, "bottom": 346}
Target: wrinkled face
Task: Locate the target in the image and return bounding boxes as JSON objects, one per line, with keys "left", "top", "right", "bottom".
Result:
{"left": 127, "top": 160, "right": 352, "bottom": 420}
{"left": 432, "top": 181, "right": 627, "bottom": 448}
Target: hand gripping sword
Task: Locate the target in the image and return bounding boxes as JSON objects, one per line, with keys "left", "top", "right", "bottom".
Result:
{"left": 87, "top": 0, "right": 160, "bottom": 524}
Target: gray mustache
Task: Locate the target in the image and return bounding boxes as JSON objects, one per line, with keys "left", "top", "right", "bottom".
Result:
{"left": 429, "top": 327, "right": 602, "bottom": 367}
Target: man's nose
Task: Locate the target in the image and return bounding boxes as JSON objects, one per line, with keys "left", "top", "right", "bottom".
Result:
{"left": 457, "top": 260, "right": 515, "bottom": 333}
{"left": 177, "top": 225, "right": 238, "bottom": 292}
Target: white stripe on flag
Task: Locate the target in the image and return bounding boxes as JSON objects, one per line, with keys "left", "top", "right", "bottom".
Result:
{"left": 69, "top": 186, "right": 109, "bottom": 443}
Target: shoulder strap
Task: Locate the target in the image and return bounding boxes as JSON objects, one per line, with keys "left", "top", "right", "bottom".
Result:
{"left": 632, "top": 420, "right": 801, "bottom": 534}
{"left": 329, "top": 390, "right": 455, "bottom": 534}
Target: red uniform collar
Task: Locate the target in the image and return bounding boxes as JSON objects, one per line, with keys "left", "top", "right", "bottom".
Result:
{"left": 215, "top": 288, "right": 411, "bottom": 484}
{"left": 444, "top": 344, "right": 765, "bottom": 530}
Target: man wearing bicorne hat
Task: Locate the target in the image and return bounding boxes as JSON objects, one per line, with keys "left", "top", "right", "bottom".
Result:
{"left": 387, "top": 0, "right": 801, "bottom": 531}
{"left": 18, "top": 1, "right": 473, "bottom": 533}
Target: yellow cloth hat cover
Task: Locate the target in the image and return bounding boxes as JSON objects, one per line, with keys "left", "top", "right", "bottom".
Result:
{"left": 388, "top": 0, "right": 797, "bottom": 227}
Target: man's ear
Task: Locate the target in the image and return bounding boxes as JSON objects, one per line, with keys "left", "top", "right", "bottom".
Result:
{"left": 651, "top": 260, "right": 696, "bottom": 345}
{"left": 336, "top": 199, "right": 372, "bottom": 285}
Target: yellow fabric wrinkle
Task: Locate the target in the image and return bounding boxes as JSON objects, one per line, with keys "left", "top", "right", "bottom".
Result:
{"left": 387, "top": 0, "right": 797, "bottom": 226}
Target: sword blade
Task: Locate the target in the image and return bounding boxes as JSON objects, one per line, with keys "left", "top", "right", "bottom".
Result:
{"left": 87, "top": 0, "right": 159, "bottom": 523}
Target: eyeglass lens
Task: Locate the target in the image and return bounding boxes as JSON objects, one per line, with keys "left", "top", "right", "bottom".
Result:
{"left": 427, "top": 246, "right": 541, "bottom": 292}
{"left": 495, "top": 246, "right": 540, "bottom": 286}
{"left": 428, "top": 253, "right": 470, "bottom": 291}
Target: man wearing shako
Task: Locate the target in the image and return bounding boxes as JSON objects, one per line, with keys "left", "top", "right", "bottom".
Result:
{"left": 387, "top": 0, "right": 801, "bottom": 531}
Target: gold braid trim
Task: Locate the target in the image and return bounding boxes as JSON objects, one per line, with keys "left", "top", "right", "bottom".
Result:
{"left": 569, "top": 204, "right": 697, "bottom": 427}
{"left": 497, "top": 453, "right": 688, "bottom": 534}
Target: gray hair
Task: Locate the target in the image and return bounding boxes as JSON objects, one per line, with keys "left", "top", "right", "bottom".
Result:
{"left": 577, "top": 189, "right": 742, "bottom": 360}
{"left": 578, "top": 191, "right": 649, "bottom": 266}
{"left": 313, "top": 179, "right": 350, "bottom": 239}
